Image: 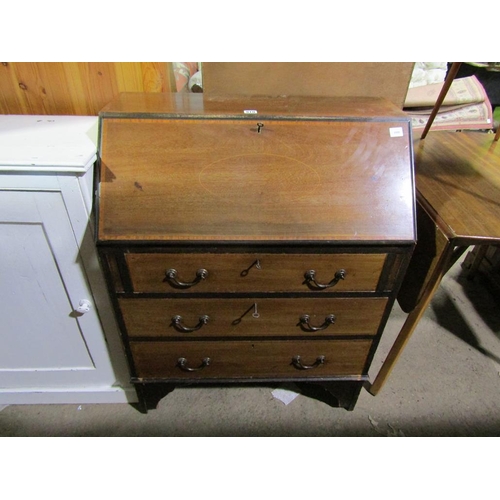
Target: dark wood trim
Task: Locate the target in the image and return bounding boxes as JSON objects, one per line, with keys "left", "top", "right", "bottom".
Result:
{"left": 97, "top": 243, "right": 414, "bottom": 253}
{"left": 114, "top": 291, "right": 392, "bottom": 300}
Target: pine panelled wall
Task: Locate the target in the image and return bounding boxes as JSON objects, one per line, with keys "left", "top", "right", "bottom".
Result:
{"left": 0, "top": 62, "right": 175, "bottom": 116}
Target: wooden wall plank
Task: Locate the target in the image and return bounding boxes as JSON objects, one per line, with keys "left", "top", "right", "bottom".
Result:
{"left": 140, "top": 62, "right": 176, "bottom": 92}
{"left": 36, "top": 62, "right": 77, "bottom": 115}
{"left": 0, "top": 62, "right": 175, "bottom": 116}
{"left": 7, "top": 63, "right": 48, "bottom": 114}
{"left": 63, "top": 63, "right": 91, "bottom": 115}
{"left": 115, "top": 63, "right": 143, "bottom": 93}
{"left": 0, "top": 63, "right": 29, "bottom": 114}
{"left": 87, "top": 63, "right": 120, "bottom": 114}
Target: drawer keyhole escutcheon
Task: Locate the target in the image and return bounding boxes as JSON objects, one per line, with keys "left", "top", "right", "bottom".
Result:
{"left": 299, "top": 314, "right": 336, "bottom": 332}
{"left": 303, "top": 269, "right": 346, "bottom": 290}
{"left": 292, "top": 355, "right": 325, "bottom": 370}
{"left": 257, "top": 122, "right": 264, "bottom": 133}
{"left": 172, "top": 314, "right": 210, "bottom": 333}
{"left": 177, "top": 357, "right": 211, "bottom": 372}
{"left": 164, "top": 268, "right": 208, "bottom": 288}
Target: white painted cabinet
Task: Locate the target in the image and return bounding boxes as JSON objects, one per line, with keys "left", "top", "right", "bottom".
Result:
{"left": 0, "top": 115, "right": 136, "bottom": 404}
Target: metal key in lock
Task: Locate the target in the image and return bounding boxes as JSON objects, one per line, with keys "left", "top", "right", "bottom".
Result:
{"left": 241, "top": 259, "right": 262, "bottom": 277}
{"left": 231, "top": 302, "right": 260, "bottom": 325}
{"left": 252, "top": 303, "right": 260, "bottom": 319}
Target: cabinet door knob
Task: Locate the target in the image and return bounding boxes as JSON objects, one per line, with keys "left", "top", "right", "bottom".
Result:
{"left": 76, "top": 299, "right": 92, "bottom": 314}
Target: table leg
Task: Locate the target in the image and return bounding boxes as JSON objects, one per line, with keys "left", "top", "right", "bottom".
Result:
{"left": 367, "top": 240, "right": 456, "bottom": 396}
{"left": 464, "top": 245, "right": 488, "bottom": 279}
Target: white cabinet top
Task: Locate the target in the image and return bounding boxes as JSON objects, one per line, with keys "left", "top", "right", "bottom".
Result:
{"left": 0, "top": 115, "right": 98, "bottom": 172}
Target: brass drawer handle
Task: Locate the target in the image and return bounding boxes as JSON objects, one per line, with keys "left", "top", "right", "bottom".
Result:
{"left": 172, "top": 314, "right": 210, "bottom": 333}
{"left": 177, "top": 357, "right": 211, "bottom": 372}
{"left": 164, "top": 268, "right": 208, "bottom": 288}
{"left": 299, "top": 314, "right": 336, "bottom": 332}
{"left": 303, "top": 269, "right": 346, "bottom": 289}
{"left": 292, "top": 355, "right": 325, "bottom": 370}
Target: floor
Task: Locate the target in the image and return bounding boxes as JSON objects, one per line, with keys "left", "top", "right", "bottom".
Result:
{"left": 1, "top": 254, "right": 500, "bottom": 437}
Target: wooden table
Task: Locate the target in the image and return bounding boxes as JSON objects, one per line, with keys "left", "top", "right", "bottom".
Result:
{"left": 369, "top": 130, "right": 500, "bottom": 395}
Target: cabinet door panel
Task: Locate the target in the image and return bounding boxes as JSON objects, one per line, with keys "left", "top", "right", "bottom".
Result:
{"left": 0, "top": 190, "right": 113, "bottom": 388}
{"left": 0, "top": 222, "right": 93, "bottom": 370}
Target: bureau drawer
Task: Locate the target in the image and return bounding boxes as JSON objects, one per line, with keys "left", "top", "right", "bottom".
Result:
{"left": 119, "top": 297, "right": 387, "bottom": 338}
{"left": 125, "top": 253, "right": 387, "bottom": 293}
{"left": 130, "top": 339, "right": 373, "bottom": 380}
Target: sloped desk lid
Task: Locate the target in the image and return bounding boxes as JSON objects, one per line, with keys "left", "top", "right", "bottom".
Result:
{"left": 97, "top": 94, "right": 416, "bottom": 244}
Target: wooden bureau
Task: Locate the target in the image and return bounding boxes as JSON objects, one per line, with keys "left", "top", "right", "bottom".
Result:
{"left": 95, "top": 93, "right": 416, "bottom": 412}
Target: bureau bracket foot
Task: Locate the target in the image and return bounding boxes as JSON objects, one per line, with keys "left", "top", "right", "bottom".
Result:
{"left": 133, "top": 383, "right": 176, "bottom": 413}
{"left": 132, "top": 380, "right": 364, "bottom": 413}
{"left": 294, "top": 381, "right": 363, "bottom": 411}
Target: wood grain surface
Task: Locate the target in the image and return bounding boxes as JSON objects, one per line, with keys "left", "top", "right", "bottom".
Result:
{"left": 98, "top": 98, "right": 415, "bottom": 243}
{"left": 130, "top": 339, "right": 373, "bottom": 379}
{"left": 119, "top": 297, "right": 388, "bottom": 338}
{"left": 201, "top": 62, "right": 414, "bottom": 109}
{"left": 415, "top": 131, "right": 500, "bottom": 243}
{"left": 99, "top": 92, "right": 409, "bottom": 119}
{"left": 0, "top": 63, "right": 175, "bottom": 115}
{"left": 125, "top": 252, "right": 387, "bottom": 293}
